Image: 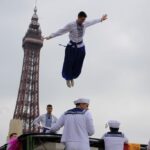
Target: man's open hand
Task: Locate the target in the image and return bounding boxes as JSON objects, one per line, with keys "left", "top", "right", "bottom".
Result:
{"left": 100, "top": 14, "right": 108, "bottom": 22}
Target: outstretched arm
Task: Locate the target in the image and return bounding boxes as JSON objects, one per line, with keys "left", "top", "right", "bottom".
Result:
{"left": 44, "top": 23, "right": 71, "bottom": 40}
{"left": 84, "top": 14, "right": 108, "bottom": 28}
{"left": 85, "top": 111, "right": 95, "bottom": 136}
{"left": 49, "top": 114, "right": 65, "bottom": 132}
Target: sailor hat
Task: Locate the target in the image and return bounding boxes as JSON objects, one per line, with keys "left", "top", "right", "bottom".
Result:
{"left": 74, "top": 98, "right": 90, "bottom": 105}
{"left": 106, "top": 120, "right": 120, "bottom": 129}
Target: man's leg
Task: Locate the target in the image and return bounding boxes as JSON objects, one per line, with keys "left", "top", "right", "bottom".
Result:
{"left": 72, "top": 46, "right": 86, "bottom": 79}
{"left": 62, "top": 45, "right": 75, "bottom": 87}
{"left": 71, "top": 79, "right": 74, "bottom": 87}
{"left": 65, "top": 142, "right": 90, "bottom": 150}
{"left": 66, "top": 80, "right": 72, "bottom": 88}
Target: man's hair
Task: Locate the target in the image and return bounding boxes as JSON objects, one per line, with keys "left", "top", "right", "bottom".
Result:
{"left": 110, "top": 127, "right": 119, "bottom": 132}
{"left": 47, "top": 104, "right": 52, "bottom": 108}
{"left": 9, "top": 133, "right": 17, "bottom": 138}
{"left": 76, "top": 103, "right": 80, "bottom": 107}
{"left": 78, "top": 11, "right": 87, "bottom": 18}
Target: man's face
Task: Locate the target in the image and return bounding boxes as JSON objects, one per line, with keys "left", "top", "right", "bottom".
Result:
{"left": 77, "top": 17, "right": 86, "bottom": 25}
{"left": 12, "top": 134, "right": 17, "bottom": 138}
{"left": 80, "top": 103, "right": 89, "bottom": 110}
{"left": 47, "top": 106, "right": 53, "bottom": 114}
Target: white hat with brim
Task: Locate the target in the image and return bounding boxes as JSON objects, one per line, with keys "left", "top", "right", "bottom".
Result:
{"left": 107, "top": 120, "right": 120, "bottom": 129}
{"left": 74, "top": 98, "right": 90, "bottom": 105}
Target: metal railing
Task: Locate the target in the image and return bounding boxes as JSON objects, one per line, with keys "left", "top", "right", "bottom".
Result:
{"left": 0, "top": 133, "right": 148, "bottom": 150}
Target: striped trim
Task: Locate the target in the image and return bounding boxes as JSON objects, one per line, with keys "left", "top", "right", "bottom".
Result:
{"left": 104, "top": 133, "right": 125, "bottom": 138}
{"left": 68, "top": 41, "right": 85, "bottom": 48}
{"left": 65, "top": 109, "right": 87, "bottom": 115}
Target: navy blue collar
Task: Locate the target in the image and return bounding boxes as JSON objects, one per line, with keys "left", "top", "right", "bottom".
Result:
{"left": 65, "top": 108, "right": 87, "bottom": 115}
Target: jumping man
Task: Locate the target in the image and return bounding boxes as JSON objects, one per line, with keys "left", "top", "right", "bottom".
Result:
{"left": 44, "top": 11, "right": 108, "bottom": 88}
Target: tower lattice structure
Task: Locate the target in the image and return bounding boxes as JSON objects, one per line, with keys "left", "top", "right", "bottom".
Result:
{"left": 13, "top": 7, "right": 43, "bottom": 133}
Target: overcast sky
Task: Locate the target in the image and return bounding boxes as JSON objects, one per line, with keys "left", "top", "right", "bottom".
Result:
{"left": 0, "top": 0, "right": 150, "bottom": 146}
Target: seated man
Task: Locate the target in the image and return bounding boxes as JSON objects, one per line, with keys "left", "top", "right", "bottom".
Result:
{"left": 33, "top": 104, "right": 57, "bottom": 133}
{"left": 102, "top": 120, "right": 128, "bottom": 150}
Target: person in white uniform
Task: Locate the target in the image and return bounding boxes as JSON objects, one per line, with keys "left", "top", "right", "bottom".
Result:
{"left": 44, "top": 11, "right": 108, "bottom": 88}
{"left": 47, "top": 98, "right": 95, "bottom": 150}
{"left": 33, "top": 104, "right": 57, "bottom": 133}
{"left": 147, "top": 140, "right": 150, "bottom": 150}
{"left": 102, "top": 120, "right": 128, "bottom": 150}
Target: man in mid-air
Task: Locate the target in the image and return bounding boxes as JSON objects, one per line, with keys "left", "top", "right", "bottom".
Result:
{"left": 44, "top": 11, "right": 108, "bottom": 88}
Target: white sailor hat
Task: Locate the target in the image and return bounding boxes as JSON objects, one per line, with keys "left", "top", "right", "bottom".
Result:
{"left": 74, "top": 98, "right": 90, "bottom": 105}
{"left": 106, "top": 120, "right": 120, "bottom": 129}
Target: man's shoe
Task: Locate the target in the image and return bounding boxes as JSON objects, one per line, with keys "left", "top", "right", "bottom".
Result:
{"left": 71, "top": 80, "right": 74, "bottom": 87}
{"left": 66, "top": 80, "right": 71, "bottom": 88}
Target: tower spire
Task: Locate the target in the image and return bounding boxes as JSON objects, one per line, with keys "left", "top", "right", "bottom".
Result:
{"left": 35, "top": 0, "right": 38, "bottom": 11}
{"left": 34, "top": 6, "right": 37, "bottom": 14}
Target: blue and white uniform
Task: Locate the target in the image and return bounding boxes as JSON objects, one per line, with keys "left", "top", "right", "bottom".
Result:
{"left": 49, "top": 19, "right": 101, "bottom": 80}
{"left": 102, "top": 120, "right": 128, "bottom": 150}
{"left": 48, "top": 99, "right": 95, "bottom": 150}
{"left": 147, "top": 140, "right": 150, "bottom": 150}
{"left": 102, "top": 132, "right": 128, "bottom": 150}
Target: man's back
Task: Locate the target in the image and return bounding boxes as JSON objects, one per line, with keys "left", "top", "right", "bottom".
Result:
{"left": 60, "top": 108, "right": 94, "bottom": 143}
{"left": 49, "top": 99, "right": 94, "bottom": 150}
{"left": 103, "top": 132, "right": 128, "bottom": 150}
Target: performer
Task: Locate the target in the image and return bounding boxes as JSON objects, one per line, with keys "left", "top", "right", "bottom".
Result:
{"left": 102, "top": 120, "right": 128, "bottom": 150}
{"left": 33, "top": 104, "right": 57, "bottom": 133}
{"left": 44, "top": 11, "right": 108, "bottom": 87}
{"left": 47, "top": 98, "right": 95, "bottom": 150}
{"left": 147, "top": 140, "right": 150, "bottom": 150}
{"left": 7, "top": 133, "right": 20, "bottom": 150}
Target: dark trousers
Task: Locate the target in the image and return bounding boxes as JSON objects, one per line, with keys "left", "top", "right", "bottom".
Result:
{"left": 62, "top": 44, "right": 86, "bottom": 80}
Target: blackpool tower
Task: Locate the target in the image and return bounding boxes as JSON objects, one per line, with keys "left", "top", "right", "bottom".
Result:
{"left": 12, "top": 7, "right": 43, "bottom": 133}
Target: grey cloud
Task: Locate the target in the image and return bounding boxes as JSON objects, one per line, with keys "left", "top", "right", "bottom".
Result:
{"left": 0, "top": 0, "right": 150, "bottom": 145}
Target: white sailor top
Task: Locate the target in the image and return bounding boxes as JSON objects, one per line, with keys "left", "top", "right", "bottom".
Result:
{"left": 50, "top": 19, "right": 101, "bottom": 43}
{"left": 102, "top": 132, "right": 128, "bottom": 150}
{"left": 147, "top": 141, "right": 150, "bottom": 150}
{"left": 49, "top": 108, "right": 95, "bottom": 143}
